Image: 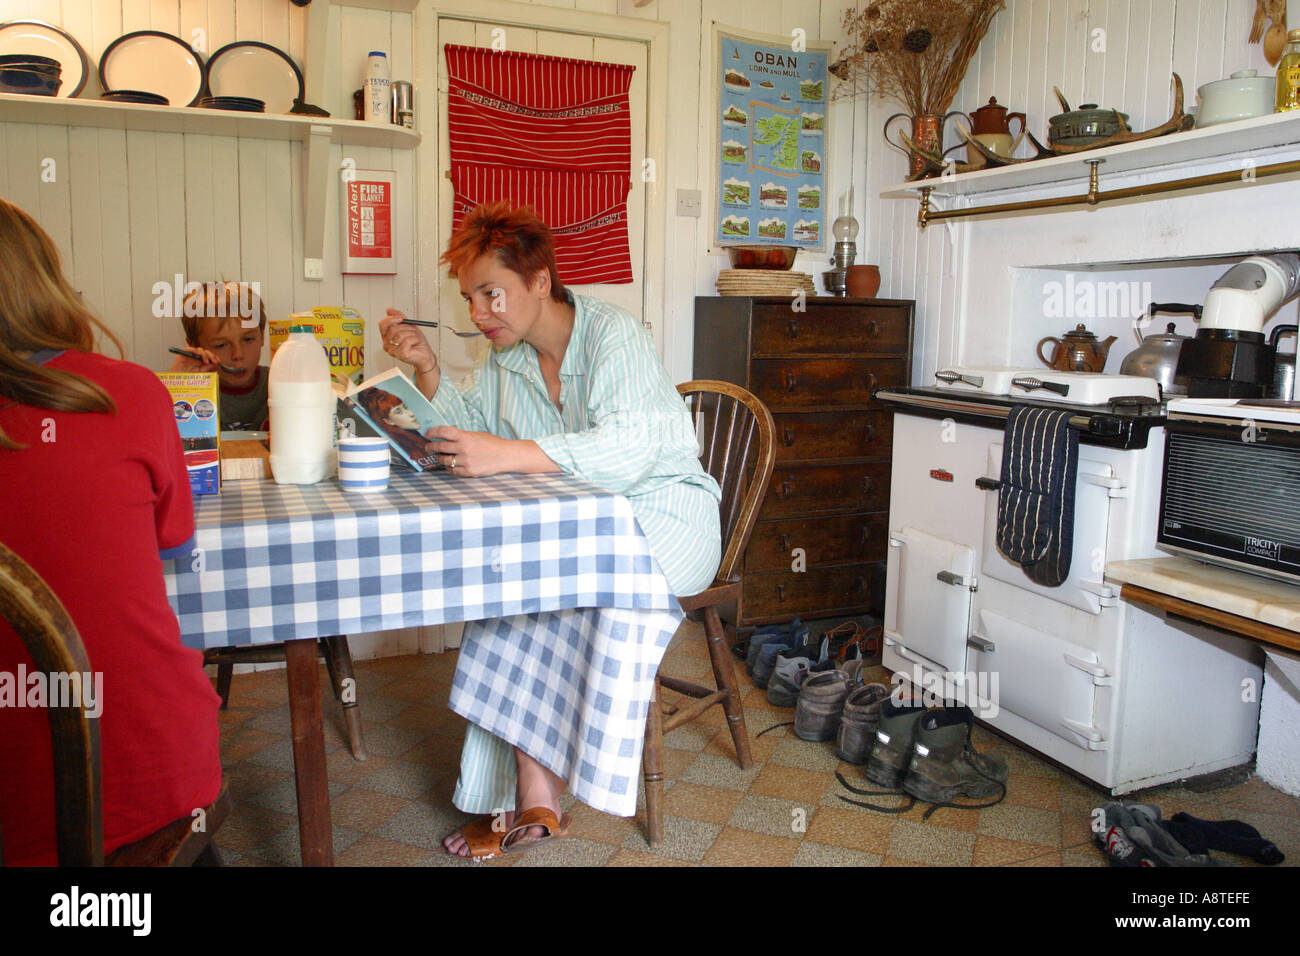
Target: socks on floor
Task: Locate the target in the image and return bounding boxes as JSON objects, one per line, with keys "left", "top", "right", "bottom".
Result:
{"left": 1164, "top": 812, "right": 1286, "bottom": 866}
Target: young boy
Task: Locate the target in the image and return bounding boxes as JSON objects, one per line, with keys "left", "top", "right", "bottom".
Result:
{"left": 167, "top": 281, "right": 270, "bottom": 431}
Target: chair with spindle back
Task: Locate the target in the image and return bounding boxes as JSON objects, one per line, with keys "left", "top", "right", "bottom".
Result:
{"left": 641, "top": 380, "right": 776, "bottom": 847}
{"left": 0, "top": 541, "right": 229, "bottom": 866}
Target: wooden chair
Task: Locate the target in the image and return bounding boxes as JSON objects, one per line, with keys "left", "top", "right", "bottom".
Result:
{"left": 0, "top": 541, "right": 230, "bottom": 866}
{"left": 641, "top": 380, "right": 776, "bottom": 847}
{"left": 205, "top": 635, "right": 367, "bottom": 761}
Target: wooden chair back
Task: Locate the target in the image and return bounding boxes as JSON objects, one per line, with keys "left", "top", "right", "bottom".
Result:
{"left": 677, "top": 380, "right": 776, "bottom": 587}
{"left": 0, "top": 540, "right": 103, "bottom": 866}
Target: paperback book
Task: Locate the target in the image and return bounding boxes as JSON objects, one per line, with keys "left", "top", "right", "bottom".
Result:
{"left": 334, "top": 367, "right": 445, "bottom": 471}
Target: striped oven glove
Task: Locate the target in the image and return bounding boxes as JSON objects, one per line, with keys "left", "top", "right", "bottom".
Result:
{"left": 996, "top": 405, "right": 1078, "bottom": 588}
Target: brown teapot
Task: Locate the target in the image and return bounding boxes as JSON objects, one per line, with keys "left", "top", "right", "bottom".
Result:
{"left": 1037, "top": 323, "right": 1118, "bottom": 372}
{"left": 969, "top": 96, "right": 1026, "bottom": 137}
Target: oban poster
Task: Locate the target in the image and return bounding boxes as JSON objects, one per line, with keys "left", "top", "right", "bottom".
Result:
{"left": 715, "top": 27, "right": 830, "bottom": 249}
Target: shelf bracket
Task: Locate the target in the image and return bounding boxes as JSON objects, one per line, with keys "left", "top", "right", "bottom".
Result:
{"left": 304, "top": 125, "right": 333, "bottom": 280}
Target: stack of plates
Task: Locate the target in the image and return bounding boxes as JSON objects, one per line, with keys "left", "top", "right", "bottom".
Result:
{"left": 0, "top": 52, "right": 61, "bottom": 96}
{"left": 716, "top": 269, "right": 817, "bottom": 297}
{"left": 198, "top": 95, "right": 265, "bottom": 113}
{"left": 101, "top": 89, "right": 168, "bottom": 105}
{"left": 0, "top": 20, "right": 89, "bottom": 97}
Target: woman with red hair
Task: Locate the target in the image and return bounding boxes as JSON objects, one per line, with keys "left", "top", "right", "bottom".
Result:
{"left": 381, "top": 202, "right": 720, "bottom": 859}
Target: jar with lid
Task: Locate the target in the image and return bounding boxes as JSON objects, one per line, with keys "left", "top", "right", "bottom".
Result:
{"left": 1276, "top": 29, "right": 1300, "bottom": 112}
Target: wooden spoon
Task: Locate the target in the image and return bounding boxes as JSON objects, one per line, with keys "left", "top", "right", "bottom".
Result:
{"left": 1265, "top": 21, "right": 1287, "bottom": 65}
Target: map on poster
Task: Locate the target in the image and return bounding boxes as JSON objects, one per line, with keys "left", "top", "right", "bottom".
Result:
{"left": 716, "top": 28, "right": 828, "bottom": 249}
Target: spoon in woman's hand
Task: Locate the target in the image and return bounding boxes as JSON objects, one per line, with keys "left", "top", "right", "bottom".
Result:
{"left": 399, "top": 318, "right": 483, "bottom": 337}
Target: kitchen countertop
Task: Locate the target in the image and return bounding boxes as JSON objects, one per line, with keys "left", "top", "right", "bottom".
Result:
{"left": 1106, "top": 557, "right": 1300, "bottom": 649}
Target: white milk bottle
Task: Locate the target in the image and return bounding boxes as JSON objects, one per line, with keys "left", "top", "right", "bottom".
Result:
{"left": 363, "top": 51, "right": 391, "bottom": 124}
{"left": 268, "top": 326, "right": 335, "bottom": 484}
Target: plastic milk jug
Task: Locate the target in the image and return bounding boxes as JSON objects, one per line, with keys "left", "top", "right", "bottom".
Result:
{"left": 268, "top": 326, "right": 335, "bottom": 484}
{"left": 363, "top": 51, "right": 391, "bottom": 124}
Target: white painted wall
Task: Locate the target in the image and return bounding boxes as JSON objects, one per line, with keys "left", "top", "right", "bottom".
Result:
{"left": 861, "top": 0, "right": 1300, "bottom": 381}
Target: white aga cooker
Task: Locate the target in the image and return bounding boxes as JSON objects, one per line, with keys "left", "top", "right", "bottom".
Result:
{"left": 876, "top": 368, "right": 1262, "bottom": 794}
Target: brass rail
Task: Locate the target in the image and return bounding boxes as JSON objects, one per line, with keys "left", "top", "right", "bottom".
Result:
{"left": 916, "top": 156, "right": 1300, "bottom": 228}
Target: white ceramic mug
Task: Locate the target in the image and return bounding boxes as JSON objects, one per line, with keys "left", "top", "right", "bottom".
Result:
{"left": 338, "top": 436, "right": 391, "bottom": 492}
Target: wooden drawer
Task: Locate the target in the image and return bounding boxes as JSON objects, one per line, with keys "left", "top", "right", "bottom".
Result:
{"left": 744, "top": 512, "right": 889, "bottom": 573}
{"left": 773, "top": 409, "right": 892, "bottom": 462}
{"left": 752, "top": 304, "right": 911, "bottom": 355}
{"left": 760, "top": 461, "right": 891, "bottom": 518}
{"left": 742, "top": 562, "right": 885, "bottom": 623}
{"left": 750, "top": 358, "right": 907, "bottom": 408}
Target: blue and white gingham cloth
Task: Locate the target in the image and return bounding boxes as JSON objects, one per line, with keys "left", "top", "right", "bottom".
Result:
{"left": 164, "top": 471, "right": 683, "bottom": 646}
{"left": 162, "top": 471, "right": 685, "bottom": 814}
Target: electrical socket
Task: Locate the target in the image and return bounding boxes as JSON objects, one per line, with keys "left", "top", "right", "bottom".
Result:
{"left": 676, "top": 189, "right": 702, "bottom": 217}
{"left": 304, "top": 258, "right": 325, "bottom": 281}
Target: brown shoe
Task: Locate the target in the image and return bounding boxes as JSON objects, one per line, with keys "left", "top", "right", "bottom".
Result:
{"left": 835, "top": 682, "right": 891, "bottom": 764}
{"left": 794, "top": 670, "right": 852, "bottom": 741}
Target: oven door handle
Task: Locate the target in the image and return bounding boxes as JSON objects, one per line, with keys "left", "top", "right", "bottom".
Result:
{"left": 1063, "top": 652, "right": 1114, "bottom": 685}
{"left": 1059, "top": 717, "right": 1109, "bottom": 749}
{"left": 883, "top": 635, "right": 946, "bottom": 673}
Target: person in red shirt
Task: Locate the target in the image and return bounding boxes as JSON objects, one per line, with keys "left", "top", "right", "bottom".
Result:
{"left": 0, "top": 198, "right": 222, "bottom": 866}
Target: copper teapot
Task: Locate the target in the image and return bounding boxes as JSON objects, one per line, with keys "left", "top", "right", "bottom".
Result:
{"left": 1037, "top": 323, "right": 1118, "bottom": 372}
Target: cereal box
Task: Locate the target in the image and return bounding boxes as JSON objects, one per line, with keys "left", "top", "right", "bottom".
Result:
{"left": 157, "top": 371, "right": 221, "bottom": 495}
{"left": 270, "top": 307, "right": 366, "bottom": 387}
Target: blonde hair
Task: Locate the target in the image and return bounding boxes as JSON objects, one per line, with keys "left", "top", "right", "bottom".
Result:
{"left": 0, "top": 199, "right": 124, "bottom": 450}
{"left": 180, "top": 282, "right": 266, "bottom": 344}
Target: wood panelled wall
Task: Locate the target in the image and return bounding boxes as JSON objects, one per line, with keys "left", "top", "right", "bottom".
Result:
{"left": 0, "top": 0, "right": 415, "bottom": 381}
{"left": 861, "top": 0, "right": 1286, "bottom": 381}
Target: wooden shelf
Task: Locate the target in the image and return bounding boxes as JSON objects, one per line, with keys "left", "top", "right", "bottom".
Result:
{"left": 881, "top": 109, "right": 1300, "bottom": 200}
{"left": 0, "top": 92, "right": 420, "bottom": 149}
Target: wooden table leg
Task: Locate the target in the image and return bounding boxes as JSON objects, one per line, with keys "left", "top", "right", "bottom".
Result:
{"left": 284, "top": 637, "right": 333, "bottom": 866}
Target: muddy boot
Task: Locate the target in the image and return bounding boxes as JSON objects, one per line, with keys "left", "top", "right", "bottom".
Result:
{"left": 864, "top": 697, "right": 928, "bottom": 789}
{"left": 835, "top": 683, "right": 891, "bottom": 764}
{"left": 902, "top": 705, "right": 1008, "bottom": 806}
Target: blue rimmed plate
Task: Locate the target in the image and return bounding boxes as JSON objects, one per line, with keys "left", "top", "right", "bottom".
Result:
{"left": 100, "top": 30, "right": 205, "bottom": 108}
{"left": 0, "top": 20, "right": 89, "bottom": 97}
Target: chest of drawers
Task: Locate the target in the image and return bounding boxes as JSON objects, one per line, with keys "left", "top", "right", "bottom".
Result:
{"left": 693, "top": 295, "right": 915, "bottom": 626}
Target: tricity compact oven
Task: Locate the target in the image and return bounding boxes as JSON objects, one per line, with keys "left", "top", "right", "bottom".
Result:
{"left": 1159, "top": 398, "right": 1300, "bottom": 583}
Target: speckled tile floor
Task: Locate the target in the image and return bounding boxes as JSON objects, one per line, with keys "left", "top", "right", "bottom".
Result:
{"left": 210, "top": 620, "right": 1300, "bottom": 867}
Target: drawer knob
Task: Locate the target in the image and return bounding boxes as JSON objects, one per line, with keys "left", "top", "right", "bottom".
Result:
{"left": 779, "top": 533, "right": 790, "bottom": 551}
{"left": 866, "top": 320, "right": 880, "bottom": 338}
{"left": 777, "top": 584, "right": 787, "bottom": 602}
{"left": 860, "top": 525, "right": 870, "bottom": 544}
{"left": 865, "top": 374, "right": 878, "bottom": 392}
{"left": 855, "top": 575, "right": 867, "bottom": 592}
{"left": 782, "top": 426, "right": 795, "bottom": 447}
{"left": 861, "top": 476, "right": 874, "bottom": 494}
{"left": 788, "top": 320, "right": 799, "bottom": 339}
{"left": 785, "top": 371, "right": 798, "bottom": 392}
{"left": 778, "top": 477, "right": 794, "bottom": 499}
{"left": 863, "top": 423, "right": 875, "bottom": 444}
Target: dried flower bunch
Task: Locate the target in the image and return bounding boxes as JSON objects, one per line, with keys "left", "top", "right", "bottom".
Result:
{"left": 830, "top": 0, "right": 1005, "bottom": 115}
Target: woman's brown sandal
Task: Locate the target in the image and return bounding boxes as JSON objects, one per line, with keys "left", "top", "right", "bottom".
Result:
{"left": 501, "top": 807, "right": 571, "bottom": 855}
{"left": 448, "top": 814, "right": 508, "bottom": 861}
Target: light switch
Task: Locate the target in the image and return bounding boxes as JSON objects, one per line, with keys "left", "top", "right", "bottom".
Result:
{"left": 676, "top": 189, "right": 702, "bottom": 217}
{"left": 304, "top": 258, "right": 325, "bottom": 281}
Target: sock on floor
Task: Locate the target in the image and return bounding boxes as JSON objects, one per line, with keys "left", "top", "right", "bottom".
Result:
{"left": 1166, "top": 812, "right": 1286, "bottom": 866}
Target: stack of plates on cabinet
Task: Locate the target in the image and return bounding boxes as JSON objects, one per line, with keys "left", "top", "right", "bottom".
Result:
{"left": 101, "top": 89, "right": 168, "bottom": 105}
{"left": 198, "top": 95, "right": 265, "bottom": 112}
{"left": 716, "top": 269, "right": 816, "bottom": 297}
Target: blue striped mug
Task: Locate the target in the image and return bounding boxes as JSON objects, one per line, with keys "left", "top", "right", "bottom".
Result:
{"left": 338, "top": 436, "right": 391, "bottom": 492}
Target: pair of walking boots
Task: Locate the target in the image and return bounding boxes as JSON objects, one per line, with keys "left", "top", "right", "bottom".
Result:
{"left": 838, "top": 699, "right": 1009, "bottom": 815}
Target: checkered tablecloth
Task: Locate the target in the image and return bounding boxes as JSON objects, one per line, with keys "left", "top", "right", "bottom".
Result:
{"left": 163, "top": 471, "right": 683, "bottom": 648}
